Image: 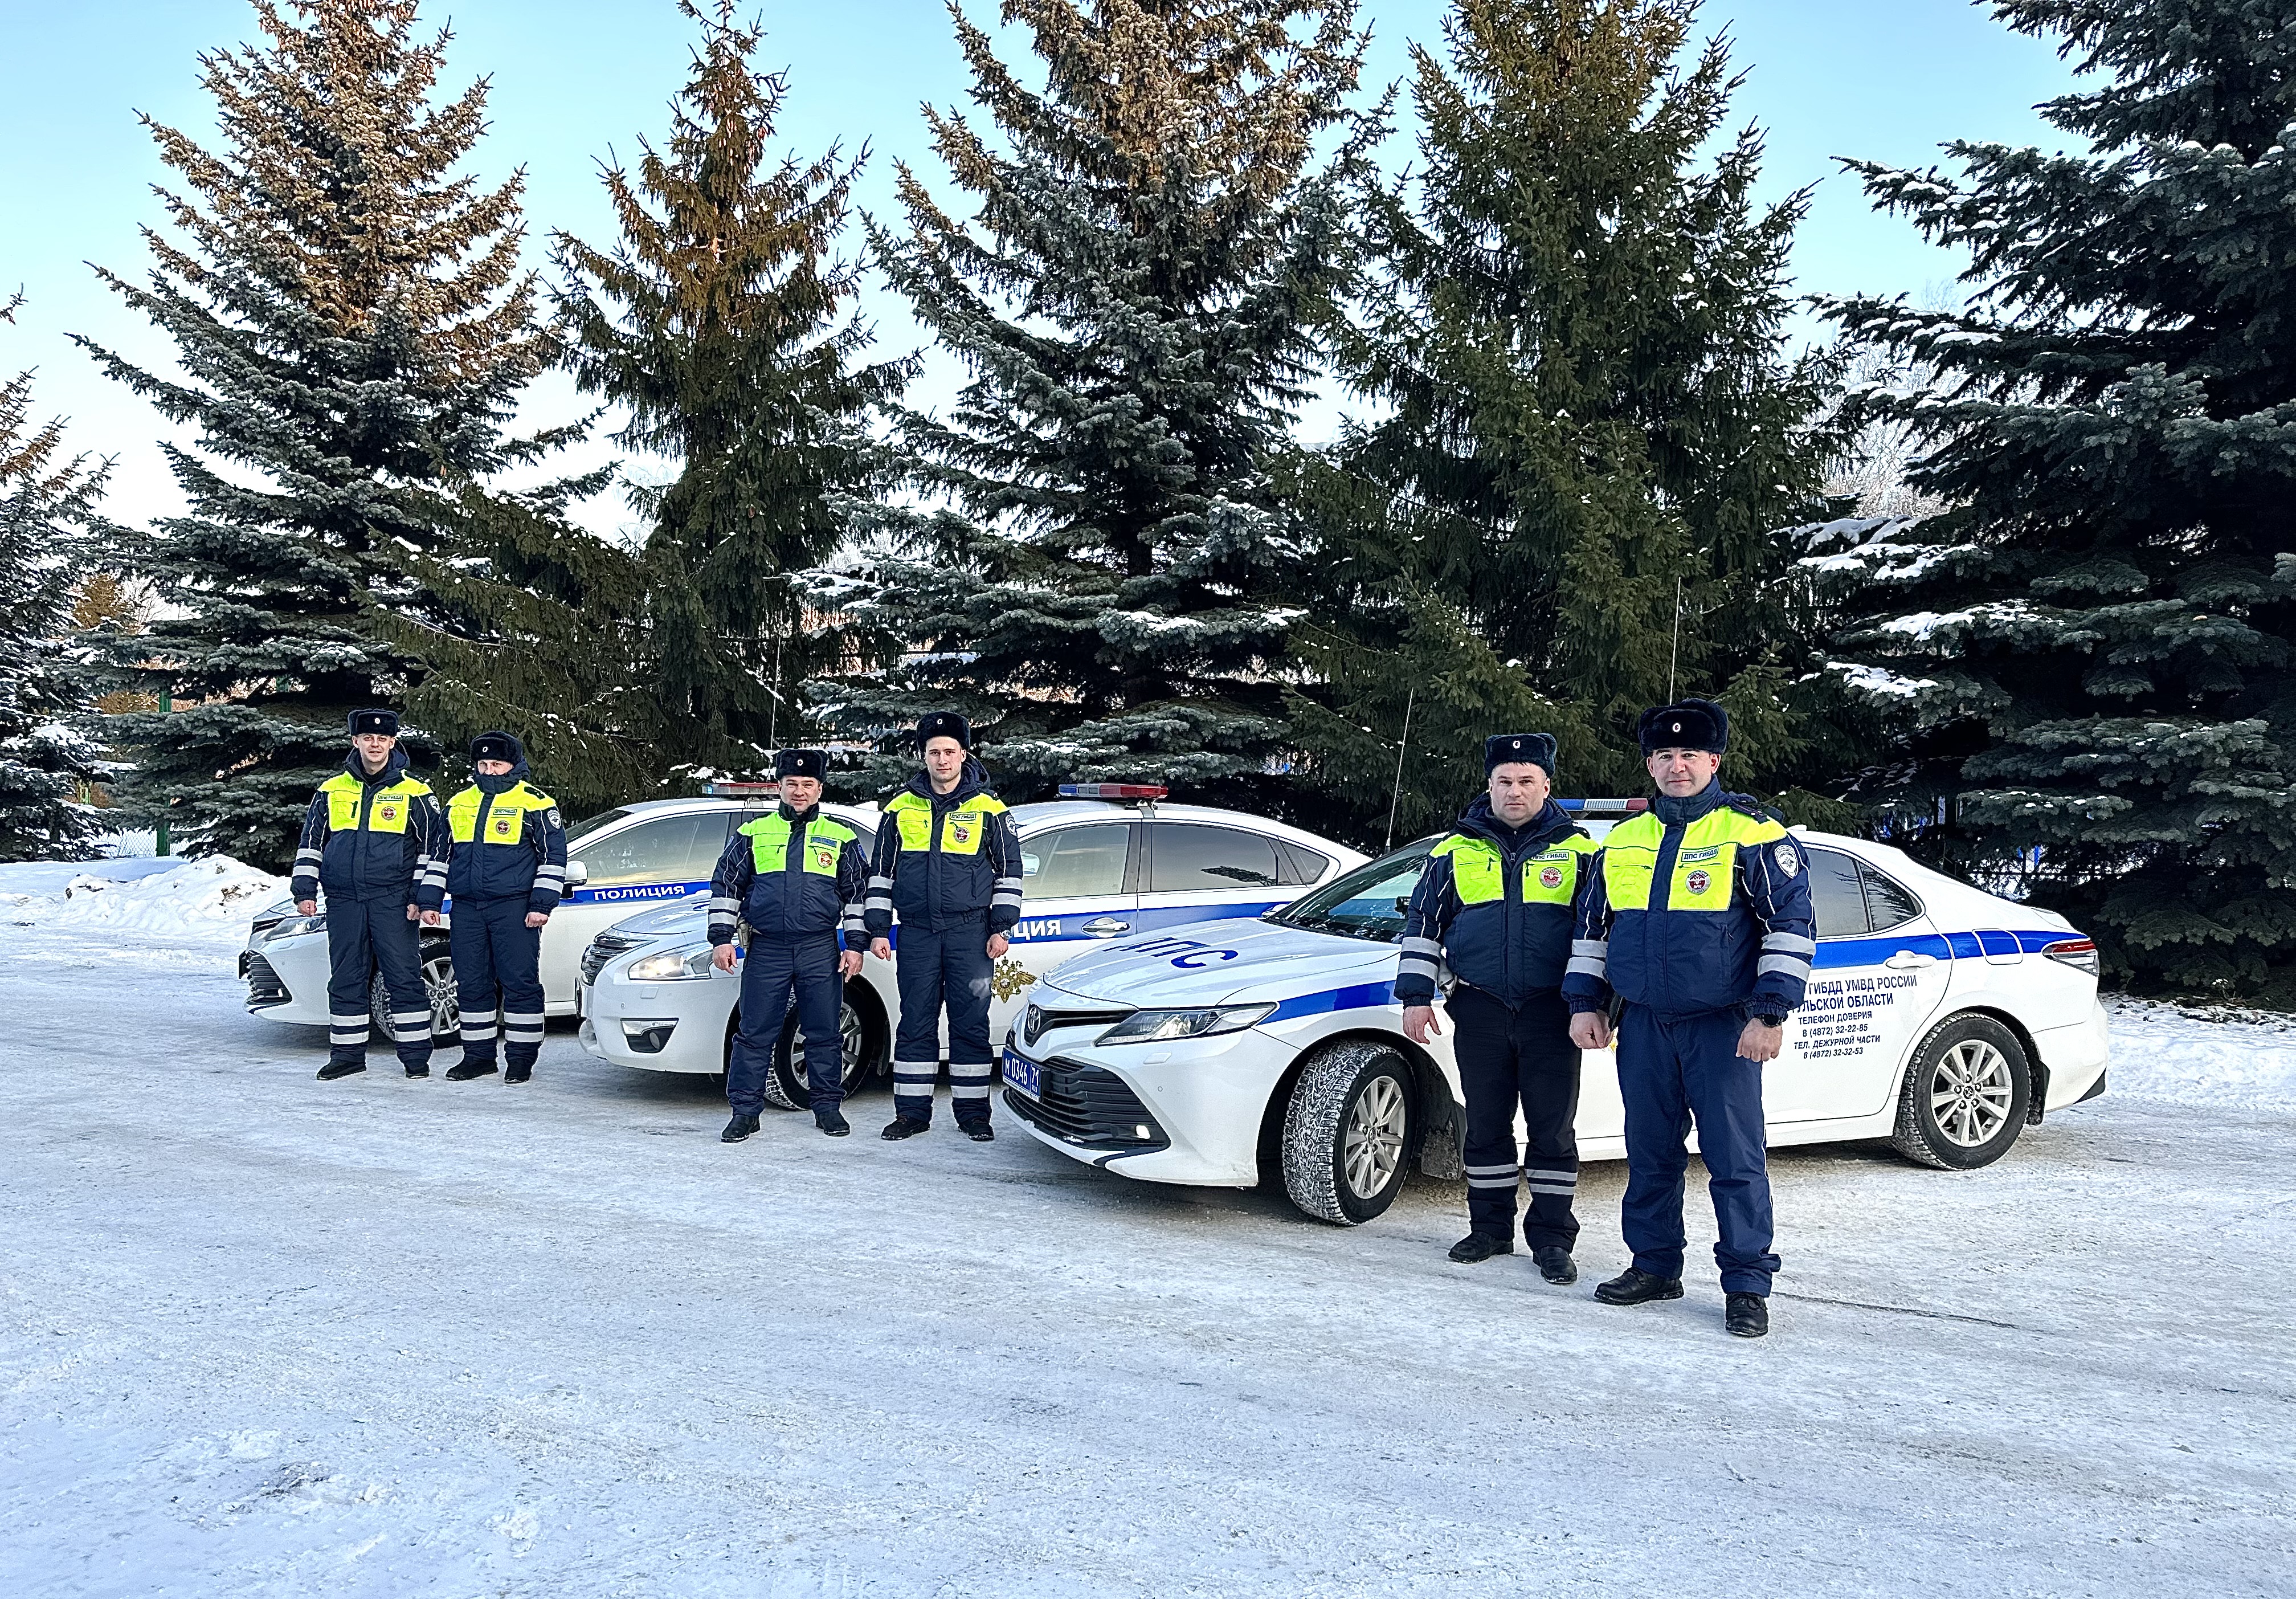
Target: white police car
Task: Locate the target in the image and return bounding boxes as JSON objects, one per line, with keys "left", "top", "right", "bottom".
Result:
{"left": 241, "top": 789, "right": 839, "bottom": 1048}
{"left": 577, "top": 786, "right": 1366, "bottom": 1108}
{"left": 998, "top": 804, "right": 2112, "bottom": 1224}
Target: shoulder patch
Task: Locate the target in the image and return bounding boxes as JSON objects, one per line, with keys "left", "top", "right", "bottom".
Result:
{"left": 1772, "top": 842, "right": 1802, "bottom": 878}
{"left": 546, "top": 807, "right": 562, "bottom": 829}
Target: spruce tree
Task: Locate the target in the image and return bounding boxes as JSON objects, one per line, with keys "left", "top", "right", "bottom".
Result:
{"left": 1295, "top": 0, "right": 1843, "bottom": 835}
{"left": 0, "top": 295, "right": 111, "bottom": 863}
{"left": 818, "top": 0, "right": 1372, "bottom": 801}
{"left": 75, "top": 0, "right": 562, "bottom": 868}
{"left": 554, "top": 1, "right": 908, "bottom": 777}
{"left": 1824, "top": 0, "right": 2296, "bottom": 998}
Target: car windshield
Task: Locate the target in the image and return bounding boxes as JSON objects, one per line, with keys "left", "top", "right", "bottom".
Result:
{"left": 1267, "top": 839, "right": 1437, "bottom": 943}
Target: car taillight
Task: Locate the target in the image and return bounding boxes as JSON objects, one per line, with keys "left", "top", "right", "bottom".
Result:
{"left": 2042, "top": 938, "right": 2099, "bottom": 977}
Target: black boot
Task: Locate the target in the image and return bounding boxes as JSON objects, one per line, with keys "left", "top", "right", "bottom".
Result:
{"left": 880, "top": 1116, "right": 930, "bottom": 1141}
{"left": 960, "top": 1122, "right": 995, "bottom": 1143}
{"left": 446, "top": 1059, "right": 498, "bottom": 1082}
{"left": 721, "top": 1113, "right": 760, "bottom": 1144}
{"left": 316, "top": 1059, "right": 366, "bottom": 1082}
{"left": 1725, "top": 1292, "right": 1770, "bottom": 1339}
{"left": 502, "top": 1062, "right": 532, "bottom": 1084}
{"left": 816, "top": 1108, "right": 851, "bottom": 1137}
{"left": 403, "top": 1063, "right": 430, "bottom": 1078}
{"left": 1532, "top": 1246, "right": 1579, "bottom": 1285}
{"left": 1594, "top": 1266, "right": 1684, "bottom": 1306}
{"left": 1448, "top": 1233, "right": 1513, "bottom": 1264}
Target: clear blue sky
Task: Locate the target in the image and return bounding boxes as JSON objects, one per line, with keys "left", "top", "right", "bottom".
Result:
{"left": 0, "top": 0, "right": 2087, "bottom": 540}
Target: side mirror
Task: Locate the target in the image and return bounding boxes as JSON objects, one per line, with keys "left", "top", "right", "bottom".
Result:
{"left": 563, "top": 860, "right": 589, "bottom": 888}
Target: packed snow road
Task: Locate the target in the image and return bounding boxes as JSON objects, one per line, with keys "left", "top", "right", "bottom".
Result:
{"left": 2, "top": 886, "right": 2291, "bottom": 1596}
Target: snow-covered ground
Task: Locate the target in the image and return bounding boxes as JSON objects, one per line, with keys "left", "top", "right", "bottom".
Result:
{"left": 2, "top": 864, "right": 2292, "bottom": 1596}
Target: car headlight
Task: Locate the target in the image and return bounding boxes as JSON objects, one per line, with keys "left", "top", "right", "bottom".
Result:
{"left": 1097, "top": 1003, "right": 1277, "bottom": 1045}
{"left": 266, "top": 914, "right": 327, "bottom": 940}
{"left": 624, "top": 943, "right": 718, "bottom": 982}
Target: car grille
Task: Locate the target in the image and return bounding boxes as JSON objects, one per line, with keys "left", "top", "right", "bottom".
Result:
{"left": 1005, "top": 1059, "right": 1168, "bottom": 1152}
{"left": 245, "top": 953, "right": 291, "bottom": 1009}
{"left": 1018, "top": 1003, "right": 1133, "bottom": 1047}
{"left": 580, "top": 931, "right": 649, "bottom": 986}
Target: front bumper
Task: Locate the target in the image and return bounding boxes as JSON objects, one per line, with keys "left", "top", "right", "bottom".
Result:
{"left": 1002, "top": 1023, "right": 1301, "bottom": 1187}
{"left": 578, "top": 959, "right": 737, "bottom": 1075}
{"left": 243, "top": 930, "right": 330, "bottom": 1025}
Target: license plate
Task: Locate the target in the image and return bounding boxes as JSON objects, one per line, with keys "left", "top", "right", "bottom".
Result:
{"left": 1002, "top": 1046, "right": 1041, "bottom": 1100}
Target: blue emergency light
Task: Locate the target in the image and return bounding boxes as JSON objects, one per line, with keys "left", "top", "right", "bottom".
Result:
{"left": 1558, "top": 798, "right": 1649, "bottom": 814}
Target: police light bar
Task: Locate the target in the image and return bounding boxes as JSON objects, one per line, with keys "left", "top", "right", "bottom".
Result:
{"left": 1558, "top": 798, "right": 1649, "bottom": 814}
{"left": 1059, "top": 783, "right": 1168, "bottom": 801}
{"left": 702, "top": 780, "right": 781, "bottom": 797}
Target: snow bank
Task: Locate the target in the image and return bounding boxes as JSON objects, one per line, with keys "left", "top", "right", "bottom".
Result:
{"left": 0, "top": 856, "right": 286, "bottom": 943}
{"left": 2106, "top": 996, "right": 2296, "bottom": 1112}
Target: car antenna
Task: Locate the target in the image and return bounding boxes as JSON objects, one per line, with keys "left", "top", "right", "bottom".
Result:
{"left": 1384, "top": 686, "right": 1416, "bottom": 851}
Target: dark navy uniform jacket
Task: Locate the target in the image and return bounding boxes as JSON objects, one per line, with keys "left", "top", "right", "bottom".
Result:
{"left": 705, "top": 802, "right": 871, "bottom": 947}
{"left": 290, "top": 748, "right": 447, "bottom": 905}
{"left": 1563, "top": 783, "right": 1816, "bottom": 1019}
{"left": 431, "top": 738, "right": 569, "bottom": 913}
{"left": 1396, "top": 796, "right": 1598, "bottom": 1008}
{"left": 861, "top": 760, "right": 1024, "bottom": 937}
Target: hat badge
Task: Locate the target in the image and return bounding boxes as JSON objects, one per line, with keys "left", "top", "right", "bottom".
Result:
{"left": 1672, "top": 721, "right": 1682, "bottom": 732}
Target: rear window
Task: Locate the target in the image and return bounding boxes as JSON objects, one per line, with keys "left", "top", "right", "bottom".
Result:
{"left": 1807, "top": 847, "right": 1870, "bottom": 938}
{"left": 1149, "top": 824, "right": 1282, "bottom": 891}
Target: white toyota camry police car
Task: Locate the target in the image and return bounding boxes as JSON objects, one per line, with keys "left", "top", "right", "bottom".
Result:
{"left": 241, "top": 788, "right": 864, "bottom": 1049}
{"left": 996, "top": 802, "right": 2111, "bottom": 1224}
{"left": 577, "top": 786, "right": 1367, "bottom": 1109}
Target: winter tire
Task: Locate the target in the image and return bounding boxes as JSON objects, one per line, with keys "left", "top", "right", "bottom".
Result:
{"left": 1890, "top": 1012, "right": 2031, "bottom": 1170}
{"left": 1281, "top": 1041, "right": 1415, "bottom": 1225}
{"left": 370, "top": 947, "right": 461, "bottom": 1049}
{"left": 757, "top": 990, "right": 879, "bottom": 1111}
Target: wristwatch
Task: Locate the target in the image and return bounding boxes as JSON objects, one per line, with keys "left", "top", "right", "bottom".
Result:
{"left": 1752, "top": 1014, "right": 1785, "bottom": 1029}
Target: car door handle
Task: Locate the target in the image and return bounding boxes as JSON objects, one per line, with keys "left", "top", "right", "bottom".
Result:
{"left": 1884, "top": 952, "right": 1935, "bottom": 970}
{"left": 1080, "top": 917, "right": 1131, "bottom": 937}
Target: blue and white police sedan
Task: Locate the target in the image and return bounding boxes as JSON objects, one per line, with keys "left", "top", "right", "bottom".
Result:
{"left": 998, "top": 806, "right": 2112, "bottom": 1224}
{"left": 575, "top": 787, "right": 1367, "bottom": 1109}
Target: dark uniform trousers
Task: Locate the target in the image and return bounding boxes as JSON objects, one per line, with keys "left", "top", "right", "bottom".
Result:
{"left": 1617, "top": 1005, "right": 1780, "bottom": 1295}
{"left": 729, "top": 932, "right": 846, "bottom": 1116}
{"left": 890, "top": 921, "right": 995, "bottom": 1127}
{"left": 450, "top": 898, "right": 545, "bottom": 1072}
{"left": 326, "top": 895, "right": 433, "bottom": 1071}
{"left": 1450, "top": 985, "right": 1581, "bottom": 1249}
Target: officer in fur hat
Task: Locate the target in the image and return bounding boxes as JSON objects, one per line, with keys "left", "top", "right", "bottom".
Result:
{"left": 1562, "top": 698, "right": 1815, "bottom": 1338}
{"left": 1398, "top": 733, "right": 1598, "bottom": 1280}
{"left": 290, "top": 709, "right": 448, "bottom": 1081}
{"left": 863, "top": 712, "right": 1024, "bottom": 1142}
{"left": 706, "top": 749, "right": 871, "bottom": 1140}
{"left": 419, "top": 732, "right": 567, "bottom": 1084}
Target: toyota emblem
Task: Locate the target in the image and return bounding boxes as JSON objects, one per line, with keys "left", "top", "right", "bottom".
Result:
{"left": 1023, "top": 1005, "right": 1045, "bottom": 1045}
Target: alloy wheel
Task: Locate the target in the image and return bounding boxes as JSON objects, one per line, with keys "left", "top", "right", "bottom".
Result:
{"left": 1930, "top": 1038, "right": 2015, "bottom": 1148}
{"left": 1342, "top": 1074, "right": 1407, "bottom": 1200}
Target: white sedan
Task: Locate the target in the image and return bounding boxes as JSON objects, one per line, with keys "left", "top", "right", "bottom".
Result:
{"left": 996, "top": 808, "right": 2113, "bottom": 1223}
{"left": 576, "top": 793, "right": 1366, "bottom": 1109}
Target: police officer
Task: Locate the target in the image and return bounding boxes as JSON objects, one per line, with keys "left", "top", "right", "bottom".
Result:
{"left": 1399, "top": 733, "right": 1599, "bottom": 1282}
{"left": 707, "top": 749, "right": 869, "bottom": 1141}
{"left": 1563, "top": 699, "right": 1815, "bottom": 1338}
{"left": 420, "top": 732, "right": 566, "bottom": 1084}
{"left": 290, "top": 709, "right": 448, "bottom": 1081}
{"left": 864, "top": 712, "right": 1023, "bottom": 1143}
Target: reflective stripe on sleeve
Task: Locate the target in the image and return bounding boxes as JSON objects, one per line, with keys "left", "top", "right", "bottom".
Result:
{"left": 1400, "top": 936, "right": 1443, "bottom": 958}
{"left": 1760, "top": 932, "right": 1816, "bottom": 956}
{"left": 1756, "top": 954, "right": 1812, "bottom": 978}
